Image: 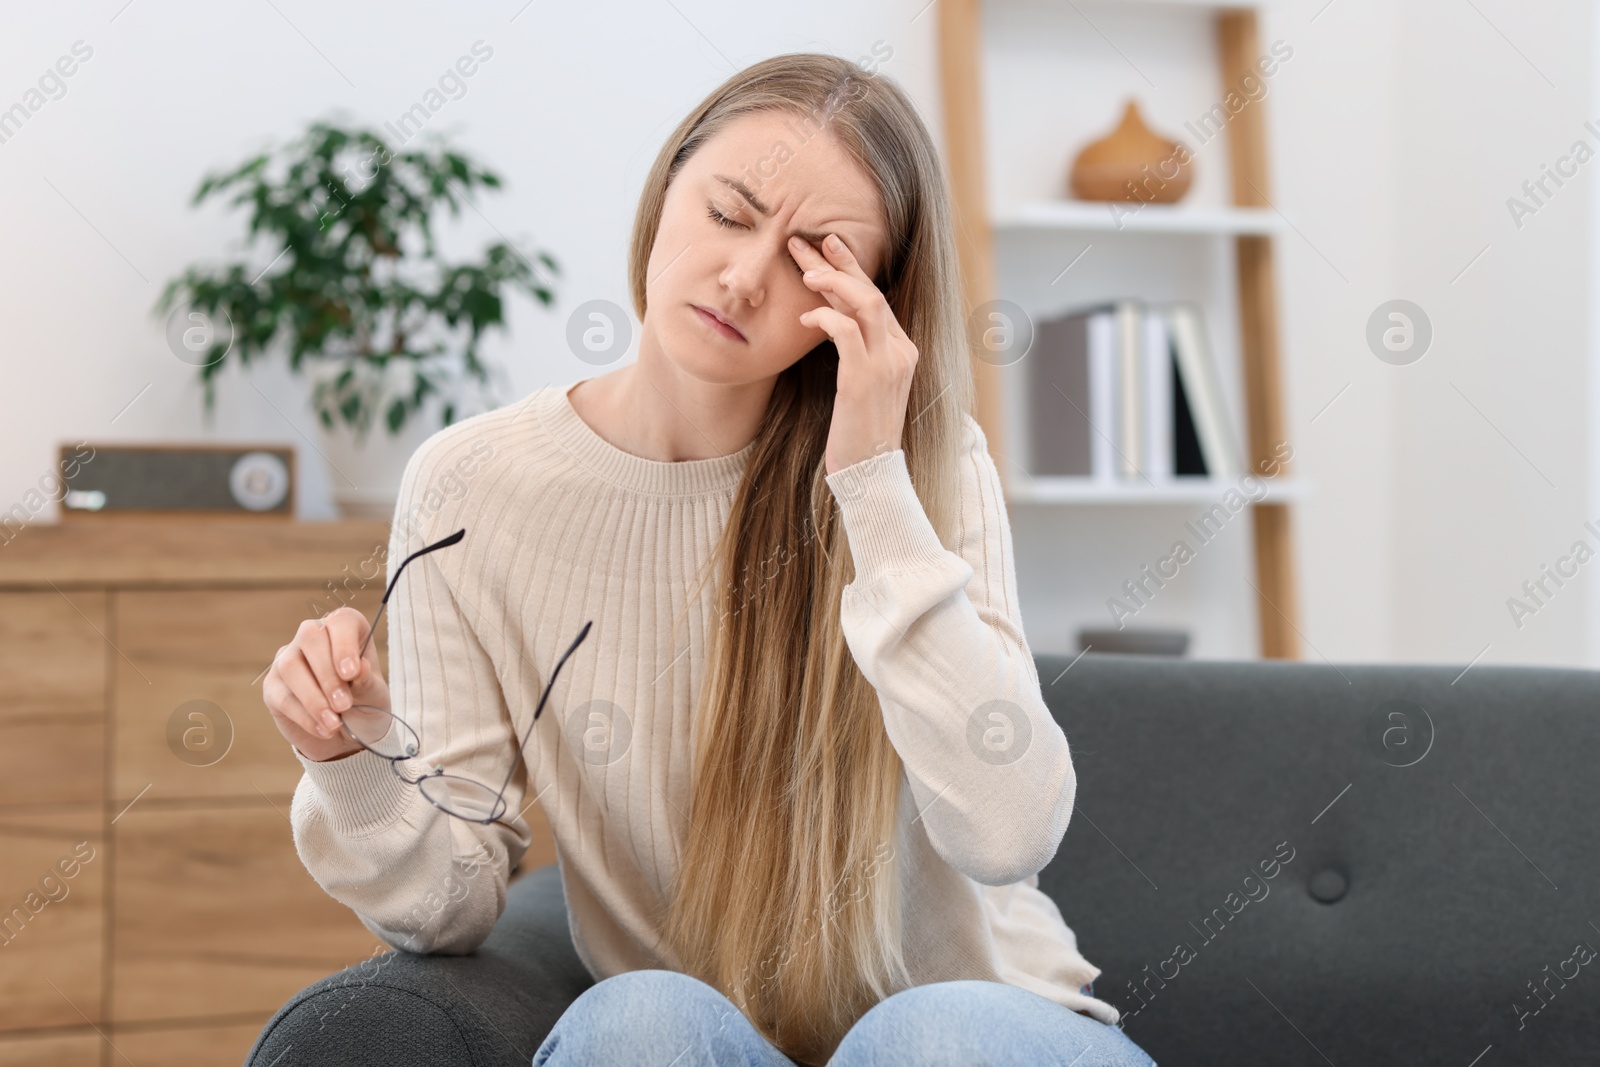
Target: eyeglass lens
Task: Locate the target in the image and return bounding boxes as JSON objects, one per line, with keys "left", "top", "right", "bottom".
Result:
{"left": 418, "top": 774, "right": 508, "bottom": 823}
{"left": 342, "top": 703, "right": 419, "bottom": 760}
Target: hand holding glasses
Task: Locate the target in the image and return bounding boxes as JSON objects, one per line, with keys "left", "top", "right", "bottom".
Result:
{"left": 339, "top": 527, "right": 593, "bottom": 826}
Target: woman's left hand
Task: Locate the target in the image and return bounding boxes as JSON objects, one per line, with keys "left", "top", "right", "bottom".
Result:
{"left": 791, "top": 233, "right": 919, "bottom": 476}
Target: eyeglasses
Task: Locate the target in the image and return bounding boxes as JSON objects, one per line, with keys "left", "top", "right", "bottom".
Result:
{"left": 342, "top": 526, "right": 593, "bottom": 826}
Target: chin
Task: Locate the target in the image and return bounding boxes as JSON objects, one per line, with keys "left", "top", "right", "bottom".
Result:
{"left": 647, "top": 311, "right": 808, "bottom": 386}
{"left": 658, "top": 326, "right": 758, "bottom": 384}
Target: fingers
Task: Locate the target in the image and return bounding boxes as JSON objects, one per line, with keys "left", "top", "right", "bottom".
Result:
{"left": 789, "top": 233, "right": 869, "bottom": 291}
{"left": 296, "top": 616, "right": 352, "bottom": 716}
{"left": 789, "top": 231, "right": 867, "bottom": 283}
{"left": 790, "top": 235, "right": 891, "bottom": 347}
{"left": 788, "top": 232, "right": 909, "bottom": 340}
{"left": 815, "top": 232, "right": 874, "bottom": 288}
{"left": 325, "top": 605, "right": 372, "bottom": 684}
{"left": 262, "top": 609, "right": 385, "bottom": 761}
{"left": 802, "top": 271, "right": 892, "bottom": 346}
{"left": 274, "top": 643, "right": 345, "bottom": 738}
{"left": 265, "top": 649, "right": 336, "bottom": 740}
{"left": 275, "top": 687, "right": 325, "bottom": 746}
{"left": 798, "top": 305, "right": 860, "bottom": 345}
{"left": 802, "top": 304, "right": 918, "bottom": 402}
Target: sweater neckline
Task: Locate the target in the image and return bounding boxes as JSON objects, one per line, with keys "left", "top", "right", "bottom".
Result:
{"left": 539, "top": 377, "right": 757, "bottom": 496}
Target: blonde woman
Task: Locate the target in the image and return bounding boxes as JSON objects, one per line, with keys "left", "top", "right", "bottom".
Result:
{"left": 264, "top": 52, "right": 1157, "bottom": 1067}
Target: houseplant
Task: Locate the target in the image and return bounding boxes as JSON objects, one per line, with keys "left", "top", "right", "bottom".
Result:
{"left": 154, "top": 118, "right": 559, "bottom": 517}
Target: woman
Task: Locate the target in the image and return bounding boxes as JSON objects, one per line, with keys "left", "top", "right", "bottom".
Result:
{"left": 263, "top": 52, "right": 1157, "bottom": 1067}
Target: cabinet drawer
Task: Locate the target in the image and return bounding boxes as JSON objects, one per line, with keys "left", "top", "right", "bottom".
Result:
{"left": 0, "top": 592, "right": 107, "bottom": 717}
{"left": 111, "top": 801, "right": 381, "bottom": 1022}
{"left": 0, "top": 715, "right": 103, "bottom": 809}
{"left": 113, "top": 1018, "right": 268, "bottom": 1066}
{"left": 0, "top": 1030, "right": 99, "bottom": 1066}
{"left": 0, "top": 813, "right": 104, "bottom": 1032}
{"left": 112, "top": 587, "right": 386, "bottom": 803}
{"left": 0, "top": 592, "right": 106, "bottom": 808}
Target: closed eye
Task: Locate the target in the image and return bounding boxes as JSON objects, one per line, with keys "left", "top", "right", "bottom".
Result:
{"left": 707, "top": 203, "right": 805, "bottom": 274}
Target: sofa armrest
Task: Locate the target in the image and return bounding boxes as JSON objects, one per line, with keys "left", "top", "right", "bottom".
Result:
{"left": 246, "top": 864, "right": 594, "bottom": 1067}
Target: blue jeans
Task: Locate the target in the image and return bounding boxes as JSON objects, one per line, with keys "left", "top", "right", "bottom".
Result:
{"left": 532, "top": 969, "right": 1158, "bottom": 1066}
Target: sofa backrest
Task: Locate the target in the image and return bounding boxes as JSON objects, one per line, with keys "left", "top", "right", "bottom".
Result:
{"left": 1036, "top": 651, "right": 1600, "bottom": 1066}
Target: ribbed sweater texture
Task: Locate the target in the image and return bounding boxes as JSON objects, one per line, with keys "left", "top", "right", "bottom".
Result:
{"left": 289, "top": 378, "right": 1120, "bottom": 1039}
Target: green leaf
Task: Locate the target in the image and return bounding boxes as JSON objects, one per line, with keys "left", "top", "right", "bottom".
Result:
{"left": 156, "top": 117, "right": 564, "bottom": 436}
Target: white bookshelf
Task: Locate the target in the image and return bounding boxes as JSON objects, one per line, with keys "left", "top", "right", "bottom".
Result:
{"left": 990, "top": 226, "right": 1249, "bottom": 496}
{"left": 992, "top": 200, "right": 1286, "bottom": 237}
{"left": 1009, "top": 475, "right": 1310, "bottom": 505}
{"left": 939, "top": 0, "right": 1302, "bottom": 658}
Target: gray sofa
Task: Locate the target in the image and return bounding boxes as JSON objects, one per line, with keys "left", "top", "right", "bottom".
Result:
{"left": 247, "top": 652, "right": 1600, "bottom": 1066}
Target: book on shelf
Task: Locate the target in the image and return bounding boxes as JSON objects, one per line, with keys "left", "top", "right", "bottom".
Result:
{"left": 1027, "top": 299, "right": 1243, "bottom": 484}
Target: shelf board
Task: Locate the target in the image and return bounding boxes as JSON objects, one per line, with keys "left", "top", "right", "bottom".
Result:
{"left": 1033, "top": 0, "right": 1288, "bottom": 9}
{"left": 992, "top": 200, "right": 1286, "bottom": 237}
{"left": 1008, "top": 476, "right": 1309, "bottom": 505}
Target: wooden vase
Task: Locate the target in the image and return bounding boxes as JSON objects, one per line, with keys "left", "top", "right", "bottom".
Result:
{"left": 1068, "top": 98, "right": 1193, "bottom": 204}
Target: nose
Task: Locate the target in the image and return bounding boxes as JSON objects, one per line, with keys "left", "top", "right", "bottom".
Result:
{"left": 716, "top": 244, "right": 771, "bottom": 310}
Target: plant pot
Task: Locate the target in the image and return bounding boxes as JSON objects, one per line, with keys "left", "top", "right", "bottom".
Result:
{"left": 316, "top": 414, "right": 440, "bottom": 520}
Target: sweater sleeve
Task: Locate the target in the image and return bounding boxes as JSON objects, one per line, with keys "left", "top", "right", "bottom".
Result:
{"left": 288, "top": 430, "right": 533, "bottom": 954}
{"left": 822, "top": 414, "right": 1075, "bottom": 887}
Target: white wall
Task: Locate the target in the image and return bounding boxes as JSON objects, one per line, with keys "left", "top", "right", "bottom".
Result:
{"left": 0, "top": 0, "right": 937, "bottom": 519}
{"left": 1387, "top": 0, "right": 1596, "bottom": 669}
{"left": 2, "top": 0, "right": 1594, "bottom": 668}
{"left": 1272, "top": 0, "right": 1595, "bottom": 669}
{"left": 1264, "top": 0, "right": 1405, "bottom": 665}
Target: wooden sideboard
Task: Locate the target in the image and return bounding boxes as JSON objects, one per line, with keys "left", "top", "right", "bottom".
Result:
{"left": 0, "top": 518, "right": 556, "bottom": 1067}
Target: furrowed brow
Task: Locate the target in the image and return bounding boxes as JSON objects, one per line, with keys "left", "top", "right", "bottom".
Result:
{"left": 713, "top": 173, "right": 846, "bottom": 250}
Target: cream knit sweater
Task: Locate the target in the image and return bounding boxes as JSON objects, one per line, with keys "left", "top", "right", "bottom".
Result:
{"left": 289, "top": 378, "right": 1120, "bottom": 1035}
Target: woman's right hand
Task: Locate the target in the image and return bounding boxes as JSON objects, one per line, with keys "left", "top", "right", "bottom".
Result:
{"left": 263, "top": 606, "right": 391, "bottom": 762}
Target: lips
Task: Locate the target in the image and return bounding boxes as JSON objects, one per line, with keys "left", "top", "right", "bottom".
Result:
{"left": 693, "top": 304, "right": 746, "bottom": 342}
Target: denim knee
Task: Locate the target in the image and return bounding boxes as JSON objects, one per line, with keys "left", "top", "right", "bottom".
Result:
{"left": 831, "top": 980, "right": 1157, "bottom": 1067}
{"left": 533, "top": 969, "right": 760, "bottom": 1066}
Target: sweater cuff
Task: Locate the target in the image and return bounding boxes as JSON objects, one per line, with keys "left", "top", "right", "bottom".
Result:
{"left": 294, "top": 745, "right": 419, "bottom": 836}
{"left": 824, "top": 448, "right": 953, "bottom": 582}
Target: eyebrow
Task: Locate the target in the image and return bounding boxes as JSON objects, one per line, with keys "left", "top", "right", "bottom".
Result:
{"left": 713, "top": 174, "right": 848, "bottom": 250}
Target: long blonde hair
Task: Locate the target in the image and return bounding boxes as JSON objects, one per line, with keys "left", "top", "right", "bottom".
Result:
{"left": 630, "top": 53, "right": 976, "bottom": 1066}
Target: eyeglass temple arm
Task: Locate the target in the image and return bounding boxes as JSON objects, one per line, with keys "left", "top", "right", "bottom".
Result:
{"left": 356, "top": 529, "right": 467, "bottom": 663}
{"left": 343, "top": 524, "right": 585, "bottom": 826}
{"left": 493, "top": 620, "right": 594, "bottom": 801}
